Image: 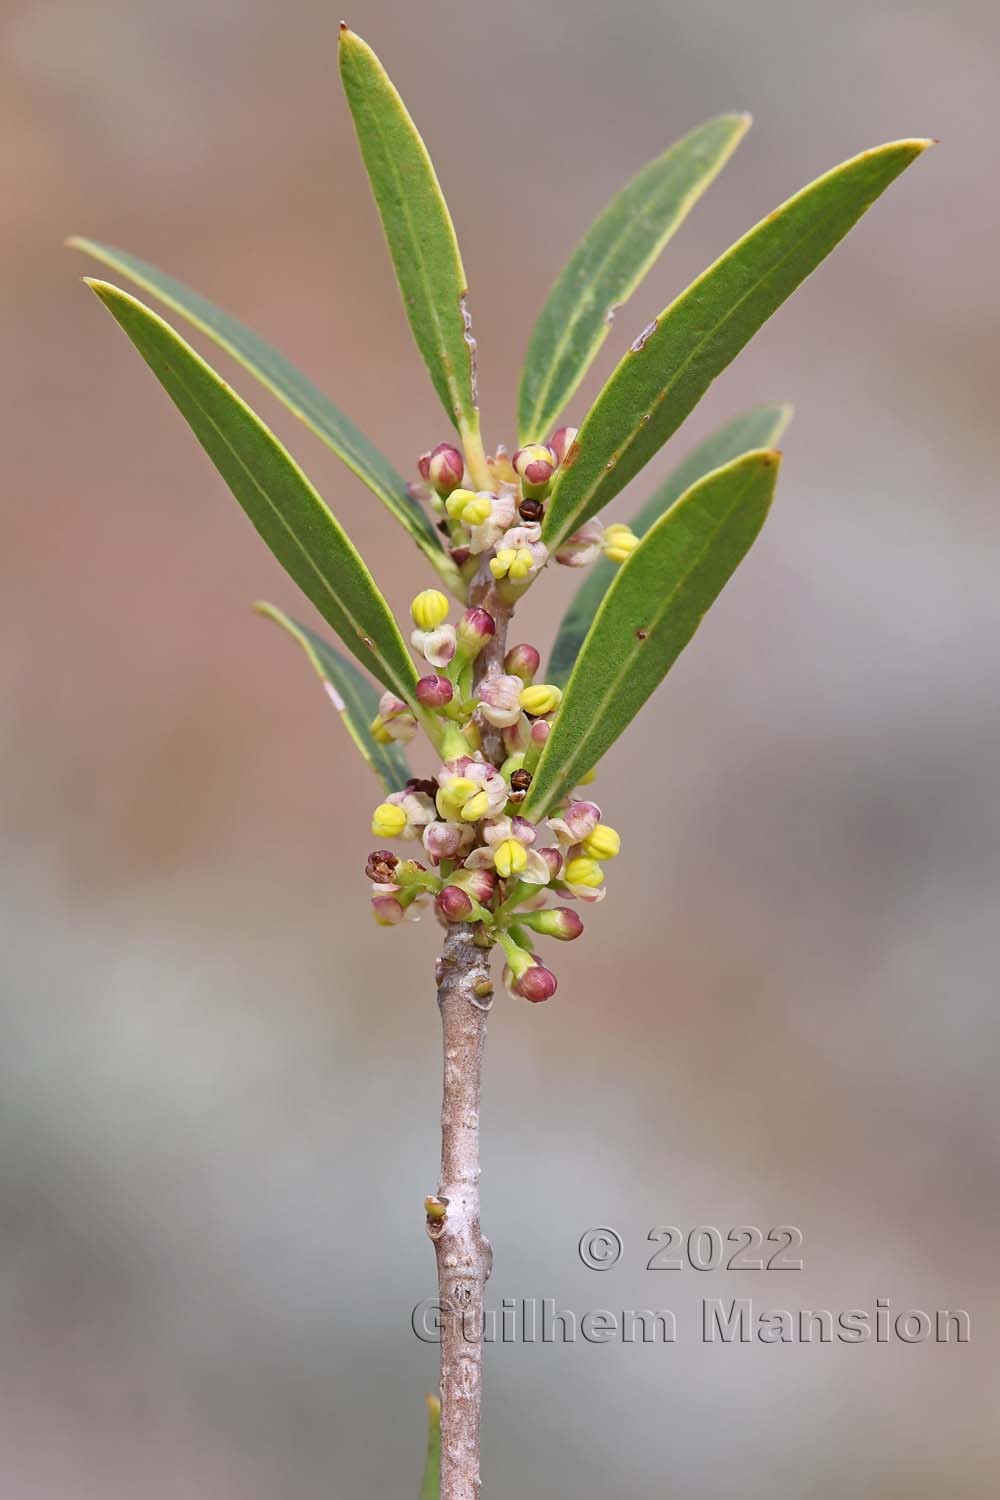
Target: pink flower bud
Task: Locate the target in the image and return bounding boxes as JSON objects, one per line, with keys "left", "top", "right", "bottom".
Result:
{"left": 419, "top": 442, "right": 465, "bottom": 497}
{"left": 522, "top": 907, "right": 584, "bottom": 941}
{"left": 538, "top": 847, "right": 564, "bottom": 881}
{"left": 422, "top": 820, "right": 473, "bottom": 863}
{"left": 547, "top": 800, "right": 601, "bottom": 844}
{"left": 371, "top": 894, "right": 405, "bottom": 925}
{"left": 549, "top": 426, "right": 578, "bottom": 466}
{"left": 456, "top": 607, "right": 496, "bottom": 657}
{"left": 450, "top": 866, "right": 498, "bottom": 904}
{"left": 555, "top": 517, "right": 603, "bottom": 568}
{"left": 451, "top": 545, "right": 472, "bottom": 566}
{"left": 416, "top": 674, "right": 454, "bottom": 708}
{"left": 504, "top": 643, "right": 541, "bottom": 681}
{"left": 508, "top": 959, "right": 558, "bottom": 1002}
{"left": 513, "top": 444, "right": 557, "bottom": 495}
{"left": 435, "top": 884, "right": 476, "bottom": 923}
{"left": 531, "top": 719, "right": 550, "bottom": 747}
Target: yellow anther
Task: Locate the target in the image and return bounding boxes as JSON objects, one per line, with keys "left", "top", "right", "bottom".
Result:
{"left": 519, "top": 683, "right": 562, "bottom": 716}
{"left": 581, "top": 823, "right": 621, "bottom": 860}
{"left": 603, "top": 523, "right": 639, "bottom": 564}
{"left": 494, "top": 838, "right": 528, "bottom": 878}
{"left": 410, "top": 589, "right": 449, "bottom": 630}
{"left": 564, "top": 856, "right": 604, "bottom": 888}
{"left": 489, "top": 547, "right": 516, "bottom": 580}
{"left": 371, "top": 802, "right": 407, "bottom": 838}
{"left": 436, "top": 775, "right": 478, "bottom": 820}
{"left": 445, "top": 488, "right": 478, "bottom": 520}
{"left": 461, "top": 495, "right": 493, "bottom": 525}
{"left": 508, "top": 547, "right": 536, "bottom": 581}
{"left": 460, "top": 789, "right": 490, "bottom": 822}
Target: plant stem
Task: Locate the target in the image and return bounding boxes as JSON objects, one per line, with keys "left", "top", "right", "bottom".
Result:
{"left": 430, "top": 926, "right": 493, "bottom": 1500}
{"left": 428, "top": 561, "right": 509, "bottom": 1498}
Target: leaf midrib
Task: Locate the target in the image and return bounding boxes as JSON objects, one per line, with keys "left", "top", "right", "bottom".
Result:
{"left": 523, "top": 128, "right": 737, "bottom": 439}
{"left": 530, "top": 470, "right": 757, "bottom": 814}
{"left": 547, "top": 196, "right": 845, "bottom": 547}
{"left": 355, "top": 67, "right": 469, "bottom": 431}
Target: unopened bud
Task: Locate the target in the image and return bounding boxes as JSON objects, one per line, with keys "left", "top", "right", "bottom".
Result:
{"left": 549, "top": 426, "right": 578, "bottom": 466}
{"left": 518, "top": 497, "right": 544, "bottom": 523}
{"left": 581, "top": 823, "right": 621, "bottom": 860}
{"left": 450, "top": 867, "right": 498, "bottom": 904}
{"left": 365, "top": 849, "right": 399, "bottom": 884}
{"left": 531, "top": 719, "right": 550, "bottom": 746}
{"left": 419, "top": 443, "right": 465, "bottom": 497}
{"left": 424, "top": 1194, "right": 449, "bottom": 1221}
{"left": 513, "top": 443, "right": 557, "bottom": 498}
{"left": 520, "top": 907, "right": 584, "bottom": 941}
{"left": 456, "top": 606, "right": 496, "bottom": 657}
{"left": 538, "top": 846, "right": 563, "bottom": 881}
{"left": 410, "top": 589, "right": 449, "bottom": 631}
{"left": 504, "top": 643, "right": 541, "bottom": 681}
{"left": 371, "top": 802, "right": 408, "bottom": 838}
{"left": 603, "top": 522, "right": 639, "bottom": 564}
{"left": 416, "top": 674, "right": 454, "bottom": 709}
{"left": 519, "top": 683, "right": 562, "bottom": 717}
{"left": 508, "top": 959, "right": 558, "bottom": 1002}
{"left": 372, "top": 894, "right": 405, "bottom": 925}
{"left": 435, "top": 884, "right": 477, "bottom": 923}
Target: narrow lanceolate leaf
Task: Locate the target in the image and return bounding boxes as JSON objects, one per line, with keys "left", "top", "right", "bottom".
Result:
{"left": 420, "top": 1394, "right": 442, "bottom": 1500}
{"left": 255, "top": 603, "right": 410, "bottom": 793}
{"left": 548, "top": 403, "right": 792, "bottom": 686}
{"left": 542, "top": 139, "right": 931, "bottom": 553}
{"left": 339, "top": 26, "right": 480, "bottom": 441}
{"left": 517, "top": 114, "right": 751, "bottom": 445}
{"left": 67, "top": 236, "right": 459, "bottom": 591}
{"left": 522, "top": 451, "right": 781, "bottom": 820}
{"left": 87, "top": 280, "right": 419, "bottom": 706}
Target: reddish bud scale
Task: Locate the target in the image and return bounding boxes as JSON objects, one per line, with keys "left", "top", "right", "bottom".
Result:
{"left": 419, "top": 442, "right": 465, "bottom": 497}
{"left": 504, "top": 643, "right": 541, "bottom": 680}
{"left": 435, "top": 885, "right": 475, "bottom": 922}
{"left": 416, "top": 674, "right": 454, "bottom": 708}
{"left": 512, "top": 960, "right": 558, "bottom": 1002}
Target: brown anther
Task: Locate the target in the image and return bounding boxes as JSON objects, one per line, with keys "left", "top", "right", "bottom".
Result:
{"left": 518, "top": 497, "right": 544, "bottom": 522}
{"left": 510, "top": 768, "right": 532, "bottom": 793}
{"left": 365, "top": 849, "right": 399, "bottom": 883}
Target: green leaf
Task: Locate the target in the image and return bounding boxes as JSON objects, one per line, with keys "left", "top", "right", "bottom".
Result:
{"left": 547, "top": 402, "right": 792, "bottom": 686}
{"left": 67, "top": 236, "right": 461, "bottom": 593}
{"left": 522, "top": 450, "right": 781, "bottom": 820}
{"left": 542, "top": 139, "right": 931, "bottom": 553}
{"left": 86, "top": 279, "right": 420, "bottom": 707}
{"left": 254, "top": 602, "right": 410, "bottom": 793}
{"left": 419, "top": 1394, "right": 441, "bottom": 1500}
{"left": 517, "top": 113, "right": 751, "bottom": 445}
{"left": 339, "top": 26, "right": 480, "bottom": 445}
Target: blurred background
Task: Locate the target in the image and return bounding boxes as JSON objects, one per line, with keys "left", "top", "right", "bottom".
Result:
{"left": 3, "top": 0, "right": 998, "bottom": 1494}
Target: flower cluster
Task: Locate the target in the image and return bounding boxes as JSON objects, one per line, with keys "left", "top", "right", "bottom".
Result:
{"left": 366, "top": 427, "right": 635, "bottom": 1002}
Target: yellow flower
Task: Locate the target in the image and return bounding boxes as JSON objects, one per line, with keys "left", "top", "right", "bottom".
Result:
{"left": 371, "top": 802, "right": 408, "bottom": 838}
{"left": 603, "top": 523, "right": 639, "bottom": 564}
{"left": 581, "top": 823, "right": 620, "bottom": 860}
{"left": 564, "top": 856, "right": 604, "bottom": 888}
{"left": 494, "top": 838, "right": 528, "bottom": 878}
{"left": 410, "top": 589, "right": 449, "bottom": 630}
{"left": 519, "top": 683, "right": 562, "bottom": 716}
